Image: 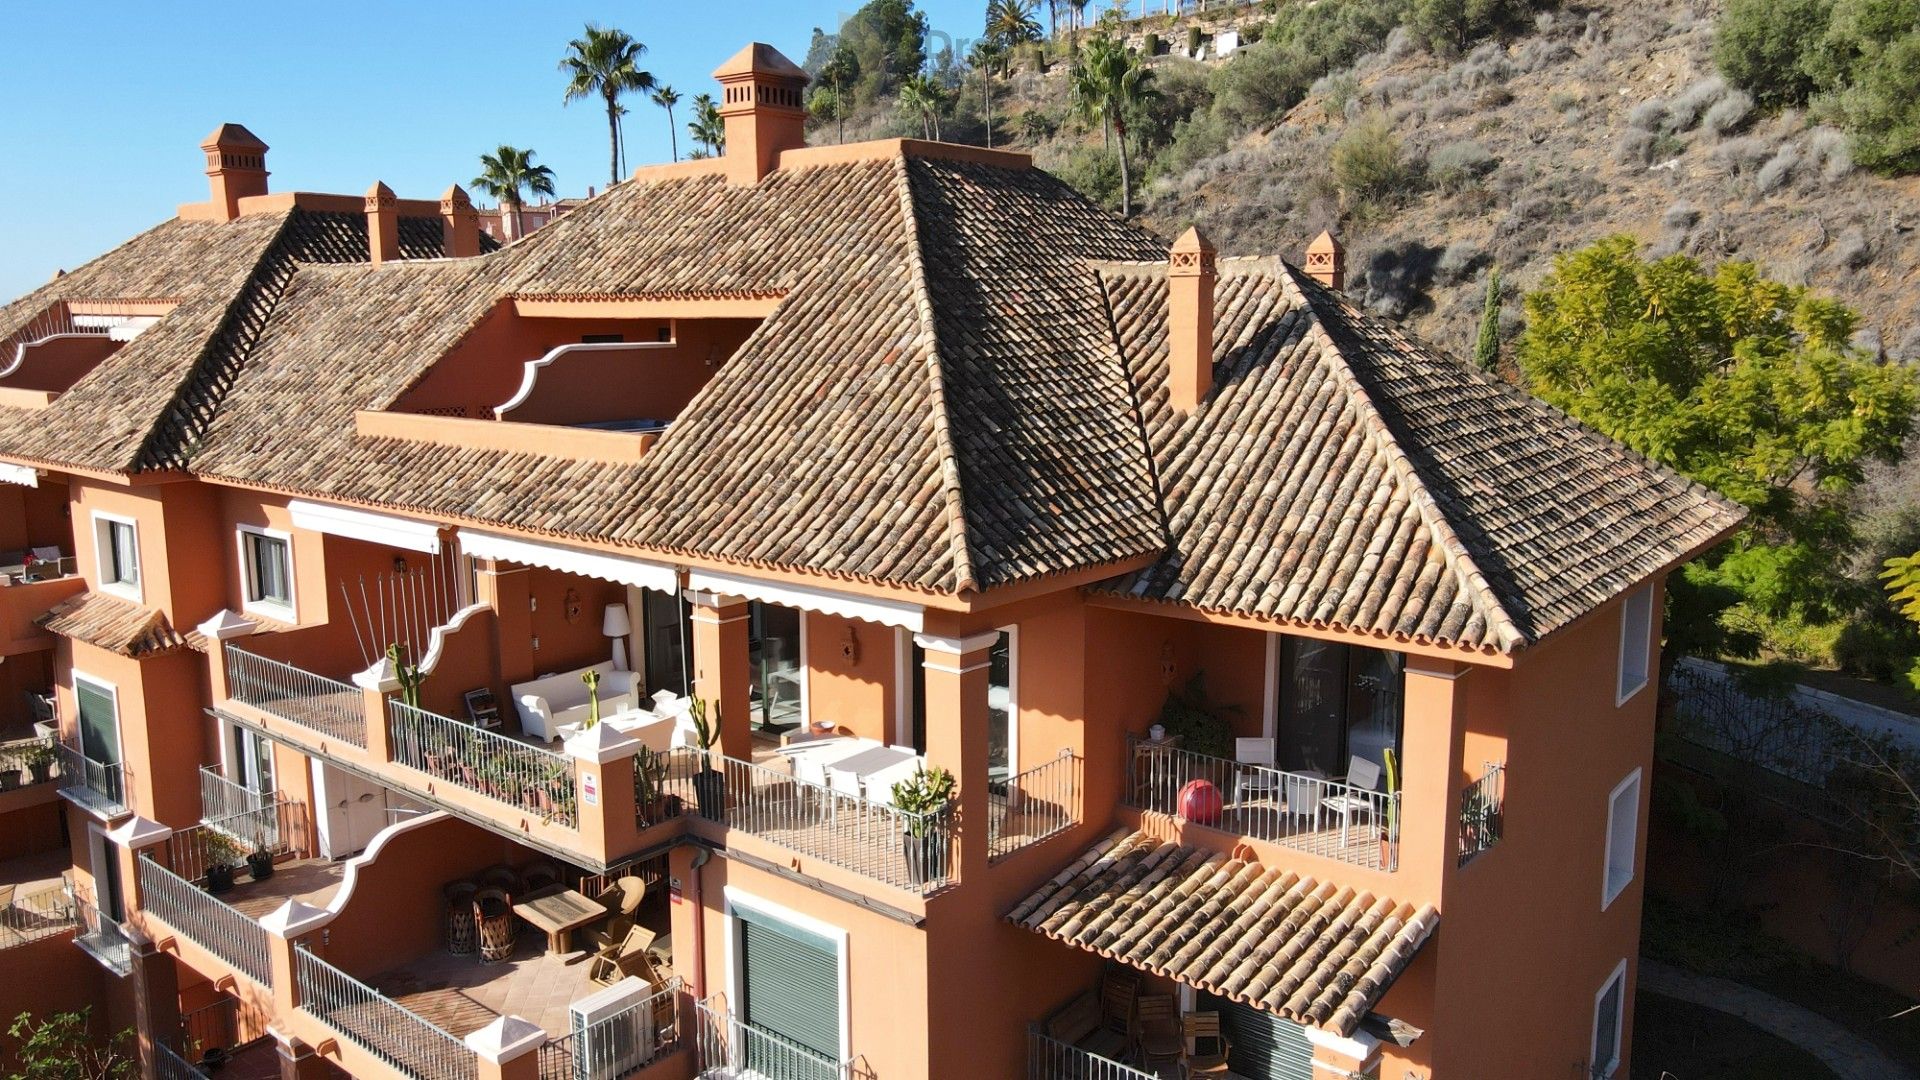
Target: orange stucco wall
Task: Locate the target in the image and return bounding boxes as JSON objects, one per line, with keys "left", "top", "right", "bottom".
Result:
{"left": 0, "top": 932, "right": 124, "bottom": 1070}
{"left": 56, "top": 638, "right": 212, "bottom": 828}
{"left": 801, "top": 612, "right": 897, "bottom": 740}
{"left": 0, "top": 480, "right": 72, "bottom": 554}
{"left": 0, "top": 336, "right": 122, "bottom": 395}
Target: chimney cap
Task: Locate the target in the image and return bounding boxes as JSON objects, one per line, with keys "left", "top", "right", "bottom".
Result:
{"left": 713, "top": 42, "right": 809, "bottom": 84}
{"left": 201, "top": 123, "right": 268, "bottom": 152}
{"left": 365, "top": 181, "right": 396, "bottom": 207}
{"left": 1307, "top": 229, "right": 1344, "bottom": 258}
{"left": 1171, "top": 226, "right": 1216, "bottom": 255}
{"left": 440, "top": 183, "right": 473, "bottom": 211}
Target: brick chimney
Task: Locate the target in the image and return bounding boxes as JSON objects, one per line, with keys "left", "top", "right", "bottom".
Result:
{"left": 1305, "top": 230, "right": 1346, "bottom": 290}
{"left": 440, "top": 184, "right": 480, "bottom": 258}
{"left": 365, "top": 182, "right": 399, "bottom": 266}
{"left": 713, "top": 43, "right": 810, "bottom": 185}
{"left": 1168, "top": 226, "right": 1218, "bottom": 414}
{"left": 202, "top": 124, "right": 269, "bottom": 222}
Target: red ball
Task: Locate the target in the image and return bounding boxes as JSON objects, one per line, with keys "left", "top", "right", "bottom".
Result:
{"left": 1178, "top": 778, "right": 1223, "bottom": 826}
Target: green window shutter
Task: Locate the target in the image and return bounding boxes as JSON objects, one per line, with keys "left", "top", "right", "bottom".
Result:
{"left": 76, "top": 680, "right": 120, "bottom": 765}
{"left": 1202, "top": 994, "right": 1316, "bottom": 1080}
{"left": 739, "top": 910, "right": 840, "bottom": 1064}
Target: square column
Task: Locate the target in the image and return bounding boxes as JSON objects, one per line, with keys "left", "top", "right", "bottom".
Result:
{"left": 474, "top": 562, "right": 535, "bottom": 689}
{"left": 916, "top": 630, "right": 1000, "bottom": 886}
{"left": 1400, "top": 657, "right": 1469, "bottom": 898}
{"left": 689, "top": 593, "right": 753, "bottom": 761}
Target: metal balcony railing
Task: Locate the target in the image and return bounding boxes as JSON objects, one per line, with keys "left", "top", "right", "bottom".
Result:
{"left": 389, "top": 700, "right": 578, "bottom": 829}
{"left": 154, "top": 1039, "right": 203, "bottom": 1080}
{"left": 989, "top": 751, "right": 1081, "bottom": 862}
{"left": 169, "top": 800, "right": 305, "bottom": 885}
{"left": 73, "top": 894, "right": 133, "bottom": 976}
{"left": 295, "top": 943, "right": 477, "bottom": 1080}
{"left": 1125, "top": 735, "right": 1401, "bottom": 871}
{"left": 0, "top": 881, "right": 74, "bottom": 949}
{"left": 694, "top": 998, "right": 850, "bottom": 1080}
{"left": 1026, "top": 1026, "right": 1158, "bottom": 1080}
{"left": 674, "top": 748, "right": 957, "bottom": 893}
{"left": 136, "top": 853, "right": 271, "bottom": 985}
{"left": 54, "top": 741, "right": 126, "bottom": 815}
{"left": 0, "top": 735, "right": 60, "bottom": 791}
{"left": 199, "top": 764, "right": 272, "bottom": 822}
{"left": 225, "top": 644, "right": 368, "bottom": 749}
{"left": 1458, "top": 761, "right": 1506, "bottom": 867}
{"left": 539, "top": 976, "right": 682, "bottom": 1080}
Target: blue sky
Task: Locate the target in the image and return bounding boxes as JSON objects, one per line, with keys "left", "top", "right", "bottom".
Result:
{"left": 0, "top": 0, "right": 990, "bottom": 303}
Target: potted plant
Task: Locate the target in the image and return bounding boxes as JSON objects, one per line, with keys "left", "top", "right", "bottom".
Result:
{"left": 0, "top": 749, "right": 21, "bottom": 791}
{"left": 202, "top": 830, "right": 245, "bottom": 894}
{"left": 687, "top": 698, "right": 726, "bottom": 821}
{"left": 632, "top": 745, "right": 675, "bottom": 826}
{"left": 245, "top": 818, "right": 275, "bottom": 881}
{"left": 1157, "top": 672, "right": 1239, "bottom": 759}
{"left": 891, "top": 766, "right": 956, "bottom": 886}
{"left": 387, "top": 643, "right": 426, "bottom": 708}
{"left": 21, "top": 741, "right": 55, "bottom": 785}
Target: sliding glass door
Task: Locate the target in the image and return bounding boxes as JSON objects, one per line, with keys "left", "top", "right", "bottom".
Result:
{"left": 642, "top": 589, "right": 691, "bottom": 697}
{"left": 750, "top": 602, "right": 803, "bottom": 733}
{"left": 1274, "top": 639, "right": 1404, "bottom": 779}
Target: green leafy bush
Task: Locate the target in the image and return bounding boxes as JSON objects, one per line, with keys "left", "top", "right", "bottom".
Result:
{"left": 1331, "top": 112, "right": 1420, "bottom": 203}
{"left": 1714, "top": 0, "right": 1830, "bottom": 107}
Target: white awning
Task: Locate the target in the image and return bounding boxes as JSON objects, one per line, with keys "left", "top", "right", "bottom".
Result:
{"left": 0, "top": 462, "right": 39, "bottom": 488}
{"left": 289, "top": 500, "right": 444, "bottom": 554}
{"left": 461, "top": 530, "right": 678, "bottom": 593}
{"left": 686, "top": 568, "right": 924, "bottom": 631}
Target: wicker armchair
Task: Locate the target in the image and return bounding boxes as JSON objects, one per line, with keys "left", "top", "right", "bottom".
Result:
{"left": 473, "top": 885, "right": 517, "bottom": 963}
{"left": 443, "top": 880, "right": 478, "bottom": 955}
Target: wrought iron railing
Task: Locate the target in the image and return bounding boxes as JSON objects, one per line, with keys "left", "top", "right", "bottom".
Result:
{"left": 1458, "top": 761, "right": 1506, "bottom": 867}
{"left": 199, "top": 764, "right": 272, "bottom": 822}
{"left": 154, "top": 1038, "right": 203, "bottom": 1080}
{"left": 1124, "top": 735, "right": 1401, "bottom": 871}
{"left": 54, "top": 740, "right": 126, "bottom": 814}
{"left": 0, "top": 882, "right": 74, "bottom": 949}
{"left": 73, "top": 894, "right": 133, "bottom": 976}
{"left": 674, "top": 748, "right": 957, "bottom": 892}
{"left": 295, "top": 943, "right": 477, "bottom": 1080}
{"left": 0, "top": 735, "right": 60, "bottom": 791}
{"left": 225, "top": 644, "right": 367, "bottom": 749}
{"left": 179, "top": 993, "right": 264, "bottom": 1059}
{"left": 694, "top": 997, "right": 849, "bottom": 1080}
{"left": 169, "top": 800, "right": 305, "bottom": 885}
{"left": 388, "top": 700, "right": 578, "bottom": 829}
{"left": 1026, "top": 1026, "right": 1159, "bottom": 1080}
{"left": 539, "top": 976, "right": 682, "bottom": 1080}
{"left": 137, "top": 853, "right": 272, "bottom": 985}
{"left": 990, "top": 751, "right": 1080, "bottom": 862}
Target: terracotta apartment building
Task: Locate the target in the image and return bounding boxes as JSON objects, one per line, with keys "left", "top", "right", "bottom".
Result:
{"left": 0, "top": 42, "right": 1742, "bottom": 1080}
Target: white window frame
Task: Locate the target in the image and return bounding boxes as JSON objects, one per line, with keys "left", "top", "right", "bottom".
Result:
{"left": 1590, "top": 959, "right": 1628, "bottom": 1079}
{"left": 1602, "top": 769, "right": 1642, "bottom": 910}
{"left": 1615, "top": 585, "right": 1653, "bottom": 705}
{"left": 722, "top": 886, "right": 851, "bottom": 1064}
{"left": 994, "top": 625, "right": 1019, "bottom": 778}
{"left": 91, "top": 511, "right": 141, "bottom": 603}
{"left": 236, "top": 524, "right": 297, "bottom": 621}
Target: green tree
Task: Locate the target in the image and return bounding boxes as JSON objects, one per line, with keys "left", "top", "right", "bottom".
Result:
{"left": 1408, "top": 0, "right": 1543, "bottom": 54}
{"left": 1714, "top": 0, "right": 1832, "bottom": 107}
{"left": 1814, "top": 3, "right": 1920, "bottom": 174}
{"left": 818, "top": 47, "right": 861, "bottom": 144}
{"left": 651, "top": 85, "right": 681, "bottom": 163}
{"left": 898, "top": 73, "right": 949, "bottom": 139}
{"left": 1474, "top": 266, "right": 1501, "bottom": 371}
{"left": 1069, "top": 36, "right": 1157, "bottom": 217}
{"left": 837, "top": 0, "right": 930, "bottom": 103}
{"left": 1518, "top": 236, "right": 1916, "bottom": 648}
{"left": 560, "top": 25, "right": 656, "bottom": 186}
{"left": 969, "top": 39, "right": 1009, "bottom": 148}
{"left": 688, "top": 93, "right": 725, "bottom": 158}
{"left": 988, "top": 0, "right": 1044, "bottom": 53}
{"left": 8, "top": 1010, "right": 134, "bottom": 1080}
{"left": 471, "top": 146, "right": 557, "bottom": 241}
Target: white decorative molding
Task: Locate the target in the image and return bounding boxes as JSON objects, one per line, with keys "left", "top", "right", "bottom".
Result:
{"left": 195, "top": 610, "right": 259, "bottom": 642}
{"left": 288, "top": 499, "right": 443, "bottom": 554}
{"left": 352, "top": 656, "right": 401, "bottom": 693}
{"left": 0, "top": 461, "right": 39, "bottom": 488}
{"left": 318, "top": 810, "right": 452, "bottom": 921}
{"left": 259, "top": 899, "right": 333, "bottom": 939}
{"left": 464, "top": 1015, "right": 548, "bottom": 1062}
{"left": 566, "top": 722, "right": 642, "bottom": 765}
{"left": 106, "top": 815, "right": 171, "bottom": 850}
{"left": 494, "top": 341, "right": 674, "bottom": 419}
{"left": 417, "top": 603, "right": 491, "bottom": 674}
{"left": 913, "top": 630, "right": 1001, "bottom": 655}
{"left": 462, "top": 530, "right": 677, "bottom": 593}
{"left": 1303, "top": 1023, "right": 1382, "bottom": 1063}
{"left": 690, "top": 568, "right": 924, "bottom": 631}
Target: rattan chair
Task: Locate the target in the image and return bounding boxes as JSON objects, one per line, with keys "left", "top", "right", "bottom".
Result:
{"left": 473, "top": 885, "right": 517, "bottom": 963}
{"left": 520, "top": 859, "right": 562, "bottom": 895}
{"left": 442, "top": 880, "right": 478, "bottom": 955}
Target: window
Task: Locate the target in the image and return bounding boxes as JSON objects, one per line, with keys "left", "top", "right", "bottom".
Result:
{"left": 728, "top": 893, "right": 846, "bottom": 1067}
{"left": 73, "top": 674, "right": 121, "bottom": 768}
{"left": 1591, "top": 961, "right": 1627, "bottom": 1078}
{"left": 229, "top": 723, "right": 276, "bottom": 795}
{"left": 1617, "top": 585, "right": 1653, "bottom": 704}
{"left": 1273, "top": 638, "right": 1404, "bottom": 777}
{"left": 239, "top": 527, "right": 293, "bottom": 617}
{"left": 989, "top": 628, "right": 1016, "bottom": 781}
{"left": 641, "top": 589, "right": 692, "bottom": 697}
{"left": 93, "top": 513, "right": 139, "bottom": 599}
{"left": 1603, "top": 770, "right": 1641, "bottom": 909}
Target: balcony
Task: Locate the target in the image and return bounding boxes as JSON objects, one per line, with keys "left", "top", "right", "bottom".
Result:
{"left": 0, "top": 735, "right": 63, "bottom": 802}
{"left": 1124, "top": 735, "right": 1399, "bottom": 871}
{"left": 137, "top": 852, "right": 273, "bottom": 986}
{"left": 0, "top": 561, "right": 84, "bottom": 656}
{"left": 73, "top": 890, "right": 133, "bottom": 975}
{"left": 55, "top": 739, "right": 127, "bottom": 817}
{"left": 1458, "top": 761, "right": 1506, "bottom": 867}
{"left": 295, "top": 943, "right": 479, "bottom": 1080}
{"left": 225, "top": 647, "right": 368, "bottom": 749}
{"left": 0, "top": 878, "right": 75, "bottom": 950}
{"left": 693, "top": 997, "right": 860, "bottom": 1080}
{"left": 1027, "top": 1026, "right": 1157, "bottom": 1080}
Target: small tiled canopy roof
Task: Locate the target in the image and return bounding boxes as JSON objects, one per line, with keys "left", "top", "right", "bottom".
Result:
{"left": 1008, "top": 829, "right": 1437, "bottom": 1038}
{"left": 36, "top": 592, "right": 189, "bottom": 657}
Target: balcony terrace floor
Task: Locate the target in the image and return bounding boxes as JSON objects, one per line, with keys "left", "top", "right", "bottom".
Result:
{"left": 223, "top": 858, "right": 346, "bottom": 921}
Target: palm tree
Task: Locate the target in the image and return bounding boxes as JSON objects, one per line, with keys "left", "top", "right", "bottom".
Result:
{"left": 652, "top": 85, "right": 682, "bottom": 162}
{"left": 819, "top": 47, "right": 860, "bottom": 145}
{"left": 988, "top": 0, "right": 1044, "bottom": 54}
{"left": 689, "top": 93, "right": 725, "bottom": 158}
{"left": 969, "top": 39, "right": 1008, "bottom": 149}
{"left": 472, "top": 146, "right": 557, "bottom": 241}
{"left": 561, "top": 25, "right": 656, "bottom": 185}
{"left": 1069, "top": 37, "right": 1156, "bottom": 217}
{"left": 898, "top": 74, "right": 948, "bottom": 140}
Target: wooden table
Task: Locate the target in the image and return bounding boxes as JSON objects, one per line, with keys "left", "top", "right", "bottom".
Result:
{"left": 513, "top": 888, "right": 605, "bottom": 954}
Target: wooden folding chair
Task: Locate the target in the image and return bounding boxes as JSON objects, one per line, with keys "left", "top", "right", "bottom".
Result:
{"left": 1136, "top": 995, "right": 1182, "bottom": 1073}
{"left": 1184, "top": 1011, "right": 1233, "bottom": 1075}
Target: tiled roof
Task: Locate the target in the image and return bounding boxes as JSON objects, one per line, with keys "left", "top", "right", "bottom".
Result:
{"left": 0, "top": 208, "right": 450, "bottom": 474}
{"left": 189, "top": 152, "right": 1170, "bottom": 594}
{"left": 1092, "top": 258, "right": 1746, "bottom": 652}
{"left": 1008, "top": 829, "right": 1437, "bottom": 1037}
{"left": 36, "top": 592, "right": 189, "bottom": 657}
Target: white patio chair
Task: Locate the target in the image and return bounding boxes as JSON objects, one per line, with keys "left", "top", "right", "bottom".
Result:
{"left": 1322, "top": 756, "right": 1382, "bottom": 847}
{"left": 1232, "top": 737, "right": 1282, "bottom": 808}
{"left": 862, "top": 757, "right": 925, "bottom": 808}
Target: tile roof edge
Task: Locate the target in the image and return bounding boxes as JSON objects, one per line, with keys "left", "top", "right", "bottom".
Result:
{"left": 1277, "top": 262, "right": 1530, "bottom": 653}
{"left": 1078, "top": 587, "right": 1511, "bottom": 660}
{"left": 891, "top": 154, "right": 978, "bottom": 594}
